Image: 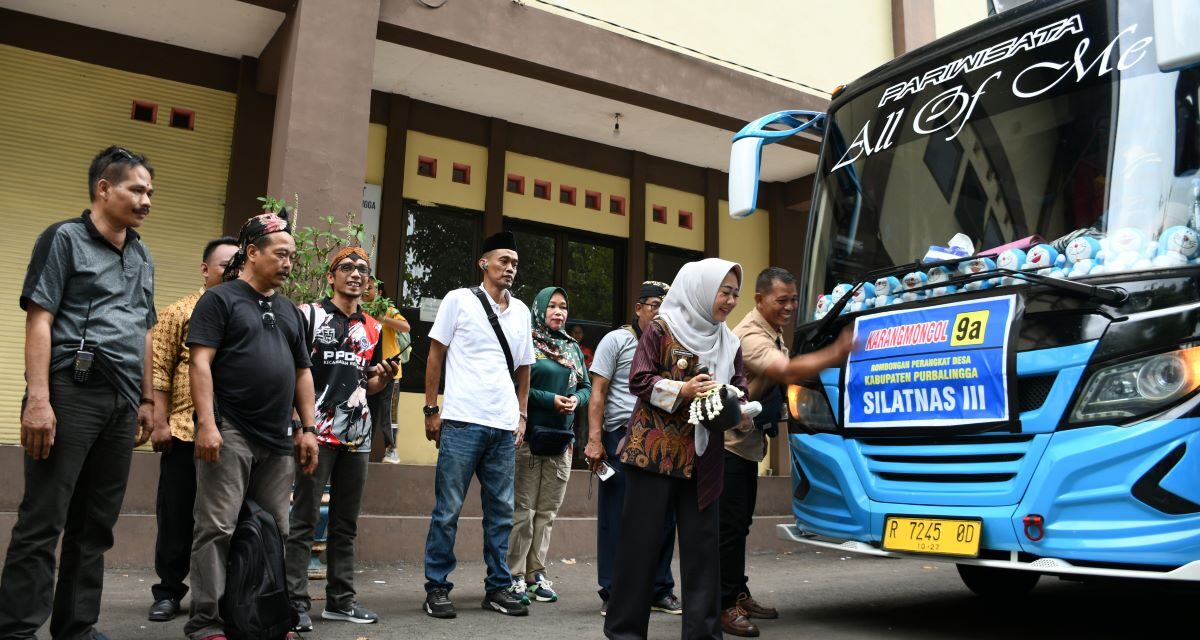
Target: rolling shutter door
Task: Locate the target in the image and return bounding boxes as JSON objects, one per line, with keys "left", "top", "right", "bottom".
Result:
{"left": 0, "top": 44, "right": 236, "bottom": 443}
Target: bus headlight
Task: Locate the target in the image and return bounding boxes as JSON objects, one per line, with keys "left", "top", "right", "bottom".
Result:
{"left": 787, "top": 384, "right": 838, "bottom": 433}
{"left": 1070, "top": 346, "right": 1200, "bottom": 423}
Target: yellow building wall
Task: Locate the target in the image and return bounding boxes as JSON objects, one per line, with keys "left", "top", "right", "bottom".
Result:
{"left": 527, "top": 0, "right": 893, "bottom": 95}
{"left": 934, "top": 0, "right": 988, "bottom": 39}
{"left": 395, "top": 391, "right": 440, "bottom": 465}
{"left": 503, "top": 152, "right": 630, "bottom": 238}
{"left": 365, "top": 123, "right": 387, "bottom": 185}
{"left": 645, "top": 183, "right": 705, "bottom": 252}
{"left": 403, "top": 131, "right": 488, "bottom": 211}
{"left": 718, "top": 200, "right": 770, "bottom": 328}
{"left": 0, "top": 45, "right": 234, "bottom": 443}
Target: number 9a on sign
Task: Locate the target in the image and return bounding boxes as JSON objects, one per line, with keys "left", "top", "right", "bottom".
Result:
{"left": 950, "top": 310, "right": 989, "bottom": 346}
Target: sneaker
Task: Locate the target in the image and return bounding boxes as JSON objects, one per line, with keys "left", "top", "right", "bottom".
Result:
{"left": 424, "top": 588, "right": 457, "bottom": 619}
{"left": 529, "top": 572, "right": 558, "bottom": 602}
{"left": 509, "top": 577, "right": 531, "bottom": 605}
{"left": 322, "top": 601, "right": 379, "bottom": 624}
{"left": 600, "top": 600, "right": 608, "bottom": 617}
{"left": 293, "top": 608, "right": 313, "bottom": 632}
{"left": 383, "top": 447, "right": 400, "bottom": 464}
{"left": 651, "top": 593, "right": 683, "bottom": 615}
{"left": 482, "top": 588, "right": 529, "bottom": 616}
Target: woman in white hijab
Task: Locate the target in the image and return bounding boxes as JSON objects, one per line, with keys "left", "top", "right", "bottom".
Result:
{"left": 605, "top": 258, "right": 747, "bottom": 640}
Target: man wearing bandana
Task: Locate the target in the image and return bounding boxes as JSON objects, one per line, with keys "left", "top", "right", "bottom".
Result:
{"left": 583, "top": 281, "right": 682, "bottom": 617}
{"left": 285, "top": 246, "right": 397, "bottom": 631}
{"left": 184, "top": 211, "right": 320, "bottom": 640}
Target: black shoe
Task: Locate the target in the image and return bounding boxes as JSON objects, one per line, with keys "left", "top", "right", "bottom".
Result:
{"left": 147, "top": 598, "right": 180, "bottom": 622}
{"left": 293, "top": 608, "right": 313, "bottom": 632}
{"left": 424, "top": 588, "right": 457, "bottom": 619}
{"left": 482, "top": 588, "right": 529, "bottom": 616}
{"left": 323, "top": 601, "right": 379, "bottom": 624}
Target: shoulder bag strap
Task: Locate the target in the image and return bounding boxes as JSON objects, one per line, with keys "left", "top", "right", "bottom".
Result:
{"left": 470, "top": 287, "right": 516, "bottom": 384}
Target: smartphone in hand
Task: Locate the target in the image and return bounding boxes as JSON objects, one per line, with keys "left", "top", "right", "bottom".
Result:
{"left": 596, "top": 461, "right": 616, "bottom": 481}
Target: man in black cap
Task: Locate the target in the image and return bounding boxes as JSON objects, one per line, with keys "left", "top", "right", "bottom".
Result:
{"left": 583, "top": 281, "right": 682, "bottom": 617}
{"left": 421, "top": 230, "right": 535, "bottom": 619}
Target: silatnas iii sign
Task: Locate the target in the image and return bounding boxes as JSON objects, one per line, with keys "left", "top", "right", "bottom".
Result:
{"left": 843, "top": 295, "right": 1020, "bottom": 430}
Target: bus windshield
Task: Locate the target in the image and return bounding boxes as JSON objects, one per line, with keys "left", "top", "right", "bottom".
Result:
{"left": 803, "top": 0, "right": 1200, "bottom": 319}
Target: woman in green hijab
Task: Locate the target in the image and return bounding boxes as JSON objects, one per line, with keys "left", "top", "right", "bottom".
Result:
{"left": 507, "top": 287, "right": 591, "bottom": 605}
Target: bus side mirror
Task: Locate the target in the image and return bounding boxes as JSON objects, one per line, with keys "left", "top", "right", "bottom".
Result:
{"left": 729, "top": 137, "right": 764, "bottom": 219}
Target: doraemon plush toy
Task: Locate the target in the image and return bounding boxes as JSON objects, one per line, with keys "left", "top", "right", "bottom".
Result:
{"left": 1064, "top": 235, "right": 1102, "bottom": 278}
{"left": 813, "top": 294, "right": 834, "bottom": 320}
{"left": 926, "top": 265, "right": 957, "bottom": 297}
{"left": 830, "top": 282, "right": 854, "bottom": 304}
{"left": 900, "top": 271, "right": 928, "bottom": 302}
{"left": 848, "top": 282, "right": 876, "bottom": 312}
{"left": 873, "top": 276, "right": 903, "bottom": 306}
{"left": 992, "top": 248, "right": 1028, "bottom": 286}
{"left": 1095, "top": 227, "right": 1154, "bottom": 274}
{"left": 1152, "top": 225, "right": 1200, "bottom": 268}
{"left": 958, "top": 257, "right": 996, "bottom": 291}
{"left": 1023, "top": 244, "right": 1066, "bottom": 278}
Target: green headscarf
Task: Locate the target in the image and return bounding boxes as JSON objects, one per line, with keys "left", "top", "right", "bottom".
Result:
{"left": 531, "top": 286, "right": 586, "bottom": 384}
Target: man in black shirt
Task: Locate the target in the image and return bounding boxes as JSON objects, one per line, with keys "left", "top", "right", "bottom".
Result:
{"left": 184, "top": 211, "right": 319, "bottom": 640}
{"left": 0, "top": 145, "right": 157, "bottom": 640}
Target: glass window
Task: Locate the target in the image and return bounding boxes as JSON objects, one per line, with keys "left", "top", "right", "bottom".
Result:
{"left": 507, "top": 221, "right": 624, "bottom": 326}
{"left": 510, "top": 227, "right": 557, "bottom": 307}
{"left": 646, "top": 243, "right": 702, "bottom": 286}
{"left": 396, "top": 202, "right": 481, "bottom": 392}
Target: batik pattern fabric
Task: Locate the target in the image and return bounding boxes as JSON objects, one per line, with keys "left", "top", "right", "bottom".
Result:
{"left": 616, "top": 320, "right": 715, "bottom": 479}
{"left": 299, "top": 298, "right": 383, "bottom": 452}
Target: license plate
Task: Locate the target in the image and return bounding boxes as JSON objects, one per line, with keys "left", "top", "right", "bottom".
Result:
{"left": 881, "top": 516, "right": 981, "bottom": 557}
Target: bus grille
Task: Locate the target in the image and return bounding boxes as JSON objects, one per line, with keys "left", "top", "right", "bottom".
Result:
{"left": 1017, "top": 374, "right": 1056, "bottom": 413}
{"left": 858, "top": 434, "right": 1035, "bottom": 486}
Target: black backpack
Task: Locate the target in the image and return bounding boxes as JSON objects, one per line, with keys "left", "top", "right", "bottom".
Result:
{"left": 219, "top": 499, "right": 298, "bottom": 640}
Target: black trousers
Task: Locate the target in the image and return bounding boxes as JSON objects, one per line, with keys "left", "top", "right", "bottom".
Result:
{"left": 368, "top": 380, "right": 395, "bottom": 449}
{"left": 0, "top": 370, "right": 135, "bottom": 640}
{"left": 152, "top": 437, "right": 196, "bottom": 603}
{"left": 604, "top": 465, "right": 721, "bottom": 640}
{"left": 596, "top": 427, "right": 676, "bottom": 602}
{"left": 719, "top": 450, "right": 759, "bottom": 608}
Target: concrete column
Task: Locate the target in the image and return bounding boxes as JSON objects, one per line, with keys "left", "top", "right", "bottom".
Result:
{"left": 266, "top": 0, "right": 381, "bottom": 220}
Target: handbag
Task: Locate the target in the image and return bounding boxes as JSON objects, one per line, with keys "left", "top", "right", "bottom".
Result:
{"left": 525, "top": 422, "right": 574, "bottom": 456}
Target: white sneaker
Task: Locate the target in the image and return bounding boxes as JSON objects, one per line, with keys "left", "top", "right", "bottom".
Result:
{"left": 383, "top": 447, "right": 400, "bottom": 464}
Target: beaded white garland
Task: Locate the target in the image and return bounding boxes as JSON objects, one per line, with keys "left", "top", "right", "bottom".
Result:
{"left": 687, "top": 384, "right": 744, "bottom": 426}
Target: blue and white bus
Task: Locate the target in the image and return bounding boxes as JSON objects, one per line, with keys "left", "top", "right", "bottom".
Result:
{"left": 730, "top": 0, "right": 1200, "bottom": 595}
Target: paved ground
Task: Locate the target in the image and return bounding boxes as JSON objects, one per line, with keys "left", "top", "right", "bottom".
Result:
{"left": 38, "top": 547, "right": 1197, "bottom": 639}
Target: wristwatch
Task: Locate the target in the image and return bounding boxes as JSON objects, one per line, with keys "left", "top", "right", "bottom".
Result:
{"left": 301, "top": 426, "right": 318, "bottom": 435}
{"left": 423, "top": 405, "right": 440, "bottom": 416}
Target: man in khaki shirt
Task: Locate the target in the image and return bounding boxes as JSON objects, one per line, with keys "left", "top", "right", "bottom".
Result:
{"left": 145, "top": 236, "right": 237, "bottom": 623}
{"left": 721, "top": 268, "right": 852, "bottom": 637}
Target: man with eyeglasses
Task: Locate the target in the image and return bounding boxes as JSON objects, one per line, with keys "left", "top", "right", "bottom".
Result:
{"left": 145, "top": 236, "right": 238, "bottom": 624}
{"left": 582, "top": 281, "right": 682, "bottom": 618}
{"left": 184, "top": 211, "right": 319, "bottom": 640}
{"left": 285, "top": 247, "right": 397, "bottom": 631}
{"left": 0, "top": 146, "right": 157, "bottom": 640}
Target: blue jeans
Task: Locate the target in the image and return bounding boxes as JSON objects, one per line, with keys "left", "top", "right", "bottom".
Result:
{"left": 424, "top": 420, "right": 516, "bottom": 594}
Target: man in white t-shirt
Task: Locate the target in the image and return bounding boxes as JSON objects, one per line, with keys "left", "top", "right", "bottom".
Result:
{"left": 421, "top": 231, "right": 535, "bottom": 620}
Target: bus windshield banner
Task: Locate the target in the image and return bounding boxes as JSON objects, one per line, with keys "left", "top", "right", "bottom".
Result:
{"left": 844, "top": 295, "right": 1018, "bottom": 429}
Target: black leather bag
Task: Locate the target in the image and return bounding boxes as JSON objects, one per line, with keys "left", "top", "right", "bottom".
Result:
{"left": 526, "top": 423, "right": 574, "bottom": 456}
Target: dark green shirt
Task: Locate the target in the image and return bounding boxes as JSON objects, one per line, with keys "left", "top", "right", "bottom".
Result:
{"left": 528, "top": 346, "right": 592, "bottom": 431}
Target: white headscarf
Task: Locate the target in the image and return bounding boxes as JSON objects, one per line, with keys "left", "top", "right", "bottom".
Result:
{"left": 658, "top": 258, "right": 743, "bottom": 454}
